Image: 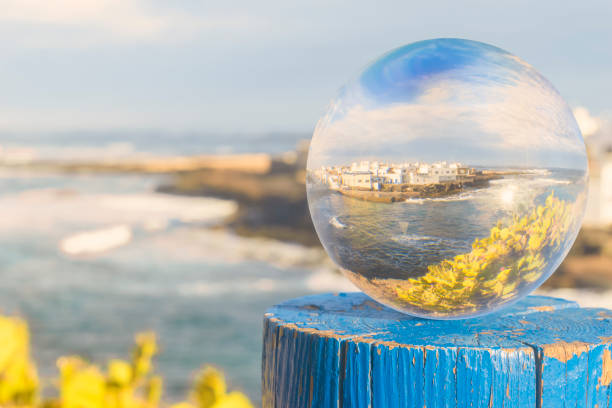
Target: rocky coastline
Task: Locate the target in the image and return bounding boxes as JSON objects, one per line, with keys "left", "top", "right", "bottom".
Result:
{"left": 3, "top": 143, "right": 612, "bottom": 290}
{"left": 336, "top": 174, "right": 500, "bottom": 203}
{"left": 156, "top": 143, "right": 320, "bottom": 246}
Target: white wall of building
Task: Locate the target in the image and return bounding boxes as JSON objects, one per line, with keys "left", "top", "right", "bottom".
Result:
{"left": 601, "top": 157, "right": 612, "bottom": 226}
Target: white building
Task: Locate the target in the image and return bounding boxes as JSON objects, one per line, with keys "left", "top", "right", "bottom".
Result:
{"left": 403, "top": 161, "right": 463, "bottom": 184}
{"left": 381, "top": 168, "right": 403, "bottom": 184}
{"left": 341, "top": 171, "right": 380, "bottom": 190}
{"left": 408, "top": 172, "right": 438, "bottom": 184}
{"left": 351, "top": 161, "right": 372, "bottom": 172}
{"left": 322, "top": 160, "right": 472, "bottom": 190}
{"left": 601, "top": 152, "right": 612, "bottom": 226}
{"left": 429, "top": 162, "right": 457, "bottom": 182}
{"left": 583, "top": 140, "right": 612, "bottom": 228}
{"left": 417, "top": 163, "right": 430, "bottom": 175}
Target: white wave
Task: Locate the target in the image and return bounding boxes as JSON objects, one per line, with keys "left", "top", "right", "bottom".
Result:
{"left": 177, "top": 268, "right": 353, "bottom": 297}
{"left": 489, "top": 178, "right": 514, "bottom": 185}
{"left": 485, "top": 176, "right": 571, "bottom": 190}
{"left": 305, "top": 268, "right": 357, "bottom": 292}
{"left": 329, "top": 216, "right": 347, "bottom": 229}
{"left": 142, "top": 219, "right": 169, "bottom": 231}
{"left": 138, "top": 227, "right": 330, "bottom": 271}
{"left": 0, "top": 184, "right": 328, "bottom": 271}
{"left": 97, "top": 193, "right": 238, "bottom": 224}
{"left": 177, "top": 278, "right": 282, "bottom": 296}
{"left": 0, "top": 189, "right": 237, "bottom": 234}
{"left": 391, "top": 233, "right": 469, "bottom": 249}
{"left": 392, "top": 233, "right": 434, "bottom": 243}
{"left": 403, "top": 192, "right": 475, "bottom": 204}
{"left": 531, "top": 178, "right": 571, "bottom": 185}
{"left": 60, "top": 225, "right": 132, "bottom": 256}
{"left": 521, "top": 169, "right": 551, "bottom": 175}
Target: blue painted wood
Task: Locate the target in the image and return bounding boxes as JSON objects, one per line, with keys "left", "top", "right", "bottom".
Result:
{"left": 262, "top": 292, "right": 612, "bottom": 408}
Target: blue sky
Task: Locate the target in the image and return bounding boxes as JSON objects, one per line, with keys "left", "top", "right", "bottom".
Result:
{"left": 358, "top": 39, "right": 501, "bottom": 104}
{"left": 308, "top": 39, "right": 587, "bottom": 170}
{"left": 0, "top": 0, "right": 610, "bottom": 134}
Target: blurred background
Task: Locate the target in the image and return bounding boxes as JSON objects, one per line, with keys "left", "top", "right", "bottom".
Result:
{"left": 0, "top": 0, "right": 610, "bottom": 406}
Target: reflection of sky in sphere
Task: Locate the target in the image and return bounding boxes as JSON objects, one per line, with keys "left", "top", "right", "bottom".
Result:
{"left": 307, "top": 39, "right": 588, "bottom": 318}
{"left": 309, "top": 39, "right": 586, "bottom": 171}
{"left": 360, "top": 40, "right": 492, "bottom": 103}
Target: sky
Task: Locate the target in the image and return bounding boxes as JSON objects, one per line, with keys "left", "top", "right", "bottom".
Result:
{"left": 307, "top": 39, "right": 588, "bottom": 169}
{"left": 0, "top": 0, "right": 610, "bottom": 135}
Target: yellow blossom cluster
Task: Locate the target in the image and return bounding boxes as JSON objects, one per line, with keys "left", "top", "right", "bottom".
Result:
{"left": 395, "top": 192, "right": 574, "bottom": 314}
{"left": 0, "top": 317, "right": 252, "bottom": 408}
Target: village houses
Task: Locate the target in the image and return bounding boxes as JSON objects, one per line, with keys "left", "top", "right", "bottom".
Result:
{"left": 317, "top": 160, "right": 474, "bottom": 191}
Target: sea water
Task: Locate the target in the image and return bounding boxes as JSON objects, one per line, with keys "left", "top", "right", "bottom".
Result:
{"left": 0, "top": 133, "right": 587, "bottom": 400}
{"left": 0, "top": 133, "right": 336, "bottom": 403}
{"left": 310, "top": 169, "right": 585, "bottom": 281}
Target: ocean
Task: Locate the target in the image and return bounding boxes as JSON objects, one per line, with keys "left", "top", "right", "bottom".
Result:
{"left": 0, "top": 133, "right": 603, "bottom": 402}
{"left": 308, "top": 168, "right": 588, "bottom": 317}
{"left": 309, "top": 169, "right": 586, "bottom": 281}
{"left": 0, "top": 132, "right": 354, "bottom": 403}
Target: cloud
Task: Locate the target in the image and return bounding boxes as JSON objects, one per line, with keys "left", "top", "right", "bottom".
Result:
{"left": 0, "top": 0, "right": 261, "bottom": 45}
{"left": 309, "top": 50, "right": 586, "bottom": 169}
{"left": 2, "top": 0, "right": 163, "bottom": 37}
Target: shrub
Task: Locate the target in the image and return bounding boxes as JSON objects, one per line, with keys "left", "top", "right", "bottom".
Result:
{"left": 0, "top": 319, "right": 252, "bottom": 408}
{"left": 395, "top": 192, "right": 575, "bottom": 314}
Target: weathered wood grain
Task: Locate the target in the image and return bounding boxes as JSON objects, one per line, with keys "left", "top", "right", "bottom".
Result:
{"left": 262, "top": 292, "right": 612, "bottom": 408}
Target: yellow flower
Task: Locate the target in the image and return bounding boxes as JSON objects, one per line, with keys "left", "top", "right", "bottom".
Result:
{"left": 395, "top": 192, "right": 574, "bottom": 314}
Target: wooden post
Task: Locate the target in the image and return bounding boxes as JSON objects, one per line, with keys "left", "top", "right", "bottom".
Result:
{"left": 262, "top": 292, "right": 612, "bottom": 408}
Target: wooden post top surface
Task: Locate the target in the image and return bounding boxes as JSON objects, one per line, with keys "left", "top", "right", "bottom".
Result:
{"left": 262, "top": 292, "right": 612, "bottom": 408}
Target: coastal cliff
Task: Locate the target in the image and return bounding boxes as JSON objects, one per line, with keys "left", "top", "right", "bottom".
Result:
{"left": 336, "top": 174, "right": 499, "bottom": 203}
{"left": 3, "top": 141, "right": 611, "bottom": 290}
{"left": 157, "top": 144, "right": 320, "bottom": 246}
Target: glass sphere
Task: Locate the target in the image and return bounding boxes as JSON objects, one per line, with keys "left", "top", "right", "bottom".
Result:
{"left": 306, "top": 38, "right": 588, "bottom": 319}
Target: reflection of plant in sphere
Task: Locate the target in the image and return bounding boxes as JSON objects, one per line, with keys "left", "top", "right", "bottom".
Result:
{"left": 307, "top": 38, "right": 589, "bottom": 317}
{"left": 395, "top": 192, "right": 574, "bottom": 314}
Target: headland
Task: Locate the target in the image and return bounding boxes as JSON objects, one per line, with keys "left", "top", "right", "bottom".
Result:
{"left": 311, "top": 160, "right": 503, "bottom": 203}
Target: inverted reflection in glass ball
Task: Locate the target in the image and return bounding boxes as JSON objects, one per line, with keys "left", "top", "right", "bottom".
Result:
{"left": 306, "top": 38, "right": 588, "bottom": 319}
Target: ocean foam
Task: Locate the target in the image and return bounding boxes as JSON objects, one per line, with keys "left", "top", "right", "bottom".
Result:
{"left": 531, "top": 178, "right": 571, "bottom": 185}
{"left": 329, "top": 216, "right": 347, "bottom": 229}
{"left": 391, "top": 233, "right": 471, "bottom": 250}
{"left": 177, "top": 278, "right": 282, "bottom": 296}
{"left": 139, "top": 227, "right": 329, "bottom": 271}
{"left": 0, "top": 187, "right": 238, "bottom": 260}
{"left": 175, "top": 268, "right": 353, "bottom": 297}
{"left": 305, "top": 268, "right": 357, "bottom": 292}
{"left": 97, "top": 193, "right": 238, "bottom": 224}
{"left": 60, "top": 225, "right": 132, "bottom": 256}
{"left": 403, "top": 192, "right": 475, "bottom": 204}
{"left": 0, "top": 189, "right": 237, "bottom": 233}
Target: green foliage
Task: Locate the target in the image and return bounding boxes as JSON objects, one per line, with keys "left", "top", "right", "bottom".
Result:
{"left": 0, "top": 320, "right": 252, "bottom": 408}
{"left": 395, "top": 192, "right": 575, "bottom": 314}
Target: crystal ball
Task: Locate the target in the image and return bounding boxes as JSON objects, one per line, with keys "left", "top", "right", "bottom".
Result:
{"left": 306, "top": 38, "right": 588, "bottom": 319}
